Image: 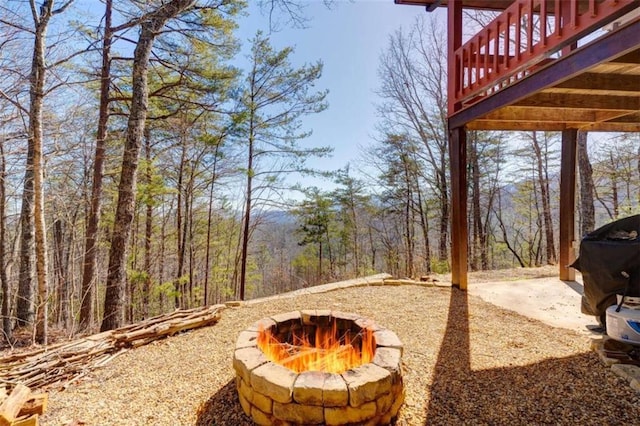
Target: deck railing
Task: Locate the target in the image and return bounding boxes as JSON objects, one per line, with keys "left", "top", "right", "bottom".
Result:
{"left": 450, "top": 0, "right": 639, "bottom": 115}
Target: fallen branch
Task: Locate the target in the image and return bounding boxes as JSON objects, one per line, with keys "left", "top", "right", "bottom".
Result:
{"left": 0, "top": 305, "right": 226, "bottom": 390}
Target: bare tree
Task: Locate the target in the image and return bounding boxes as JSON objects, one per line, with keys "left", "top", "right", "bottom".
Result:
{"left": 0, "top": 136, "right": 11, "bottom": 342}
{"left": 529, "top": 132, "right": 557, "bottom": 265}
{"left": 577, "top": 131, "right": 595, "bottom": 236}
{"left": 79, "top": 0, "right": 112, "bottom": 330}
{"left": 32, "top": 0, "right": 75, "bottom": 344}
{"left": 376, "top": 16, "right": 450, "bottom": 263}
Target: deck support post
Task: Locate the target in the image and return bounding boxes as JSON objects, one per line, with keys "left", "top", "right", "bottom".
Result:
{"left": 447, "top": 0, "right": 467, "bottom": 290}
{"left": 449, "top": 126, "right": 468, "bottom": 290}
{"left": 559, "top": 128, "right": 577, "bottom": 281}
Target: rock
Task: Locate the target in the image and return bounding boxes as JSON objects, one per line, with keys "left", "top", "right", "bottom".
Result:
{"left": 323, "top": 374, "right": 349, "bottom": 407}
{"left": 251, "top": 363, "right": 297, "bottom": 404}
{"left": 273, "top": 401, "right": 324, "bottom": 424}
{"left": 611, "top": 363, "right": 640, "bottom": 384}
{"left": 324, "top": 401, "right": 377, "bottom": 425}
{"left": 374, "top": 329, "right": 404, "bottom": 354}
{"left": 341, "top": 363, "right": 392, "bottom": 407}
{"left": 233, "top": 347, "right": 268, "bottom": 383}
{"left": 293, "top": 372, "right": 326, "bottom": 406}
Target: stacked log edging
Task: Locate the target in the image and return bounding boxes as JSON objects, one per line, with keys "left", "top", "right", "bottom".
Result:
{"left": 0, "top": 305, "right": 225, "bottom": 390}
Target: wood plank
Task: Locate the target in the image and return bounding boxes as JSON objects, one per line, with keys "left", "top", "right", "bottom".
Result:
{"left": 481, "top": 106, "right": 607, "bottom": 122}
{"left": 579, "top": 122, "right": 640, "bottom": 132}
{"left": 544, "top": 87, "right": 640, "bottom": 97}
{"left": 594, "top": 110, "right": 638, "bottom": 123}
{"left": 550, "top": 73, "right": 640, "bottom": 92}
{"left": 0, "top": 385, "right": 31, "bottom": 426}
{"left": 514, "top": 92, "right": 640, "bottom": 111}
{"left": 467, "top": 121, "right": 576, "bottom": 131}
{"left": 470, "top": 118, "right": 640, "bottom": 132}
{"left": 603, "top": 111, "right": 640, "bottom": 123}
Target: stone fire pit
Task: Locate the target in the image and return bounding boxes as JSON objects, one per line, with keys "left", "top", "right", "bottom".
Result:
{"left": 233, "top": 310, "right": 404, "bottom": 425}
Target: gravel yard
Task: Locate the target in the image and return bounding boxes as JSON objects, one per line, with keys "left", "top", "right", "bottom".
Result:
{"left": 42, "top": 284, "right": 640, "bottom": 425}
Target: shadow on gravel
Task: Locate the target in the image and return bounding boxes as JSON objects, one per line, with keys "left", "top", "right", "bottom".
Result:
{"left": 424, "top": 287, "right": 640, "bottom": 425}
{"left": 195, "top": 379, "right": 253, "bottom": 426}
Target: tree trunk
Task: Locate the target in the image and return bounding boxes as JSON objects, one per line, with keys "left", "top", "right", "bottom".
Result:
{"left": 16, "top": 144, "right": 35, "bottom": 327}
{"left": 126, "top": 207, "right": 140, "bottom": 323}
{"left": 30, "top": 3, "right": 54, "bottom": 345}
{"left": 239, "top": 132, "right": 254, "bottom": 301}
{"left": 531, "top": 132, "right": 556, "bottom": 265}
{"left": 80, "top": 0, "right": 112, "bottom": 330}
{"left": 101, "top": 23, "right": 155, "bottom": 332}
{"left": 53, "top": 220, "right": 68, "bottom": 328}
{"left": 158, "top": 200, "right": 167, "bottom": 312}
{"left": 438, "top": 166, "right": 449, "bottom": 263}
{"left": 175, "top": 138, "right": 186, "bottom": 308}
{"left": 469, "top": 135, "right": 482, "bottom": 271}
{"left": 577, "top": 131, "right": 595, "bottom": 236}
{"left": 142, "top": 128, "right": 152, "bottom": 318}
{"left": 203, "top": 141, "right": 222, "bottom": 306}
{"left": 0, "top": 142, "right": 11, "bottom": 342}
{"left": 610, "top": 152, "right": 619, "bottom": 219}
{"left": 187, "top": 176, "right": 195, "bottom": 307}
{"left": 415, "top": 183, "right": 431, "bottom": 273}
{"left": 401, "top": 155, "right": 414, "bottom": 278}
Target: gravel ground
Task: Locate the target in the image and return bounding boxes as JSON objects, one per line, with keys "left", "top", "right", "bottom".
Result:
{"left": 42, "top": 284, "right": 639, "bottom": 425}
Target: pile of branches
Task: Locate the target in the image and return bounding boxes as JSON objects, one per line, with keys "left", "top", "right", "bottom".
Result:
{"left": 0, "top": 305, "right": 226, "bottom": 390}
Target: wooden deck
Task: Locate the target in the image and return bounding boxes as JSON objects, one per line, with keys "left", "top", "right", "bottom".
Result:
{"left": 395, "top": 0, "right": 640, "bottom": 289}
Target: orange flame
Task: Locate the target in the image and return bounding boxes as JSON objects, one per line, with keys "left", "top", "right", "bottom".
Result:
{"left": 257, "top": 320, "right": 375, "bottom": 374}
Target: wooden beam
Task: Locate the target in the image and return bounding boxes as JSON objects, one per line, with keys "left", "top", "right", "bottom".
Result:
{"left": 449, "top": 19, "right": 640, "bottom": 129}
{"left": 554, "top": 73, "right": 640, "bottom": 92}
{"left": 468, "top": 120, "right": 640, "bottom": 132}
{"left": 608, "top": 49, "right": 640, "bottom": 65}
{"left": 593, "top": 110, "right": 639, "bottom": 122}
{"left": 578, "top": 122, "right": 640, "bottom": 132}
{"left": 559, "top": 129, "right": 577, "bottom": 281}
{"left": 514, "top": 92, "right": 640, "bottom": 111}
{"left": 480, "top": 106, "right": 633, "bottom": 123}
{"left": 448, "top": 126, "right": 468, "bottom": 290}
{"left": 604, "top": 111, "right": 640, "bottom": 123}
{"left": 467, "top": 121, "right": 577, "bottom": 131}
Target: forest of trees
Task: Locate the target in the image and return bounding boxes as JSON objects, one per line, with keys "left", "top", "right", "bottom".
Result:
{"left": 0, "top": 2, "right": 638, "bottom": 345}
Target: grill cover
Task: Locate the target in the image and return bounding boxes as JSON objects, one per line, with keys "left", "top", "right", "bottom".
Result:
{"left": 571, "top": 214, "right": 640, "bottom": 318}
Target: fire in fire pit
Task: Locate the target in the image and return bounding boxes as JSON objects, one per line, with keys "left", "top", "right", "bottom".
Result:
{"left": 257, "top": 315, "right": 375, "bottom": 374}
{"left": 233, "top": 310, "right": 404, "bottom": 425}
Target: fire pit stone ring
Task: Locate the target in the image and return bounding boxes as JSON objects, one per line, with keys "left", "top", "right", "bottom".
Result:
{"left": 233, "top": 310, "right": 404, "bottom": 425}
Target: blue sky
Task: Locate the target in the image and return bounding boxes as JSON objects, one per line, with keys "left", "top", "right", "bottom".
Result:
{"left": 234, "top": 1, "right": 446, "bottom": 189}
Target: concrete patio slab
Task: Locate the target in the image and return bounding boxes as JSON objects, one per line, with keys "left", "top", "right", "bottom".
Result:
{"left": 468, "top": 275, "right": 601, "bottom": 335}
